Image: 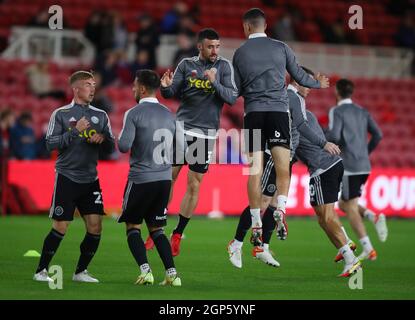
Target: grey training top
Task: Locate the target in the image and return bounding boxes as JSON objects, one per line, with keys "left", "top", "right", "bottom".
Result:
{"left": 287, "top": 84, "right": 327, "bottom": 155}
{"left": 232, "top": 33, "right": 321, "bottom": 114}
{"left": 118, "top": 98, "right": 176, "bottom": 184}
{"left": 46, "top": 101, "right": 115, "bottom": 183}
{"left": 296, "top": 110, "right": 342, "bottom": 177}
{"left": 326, "top": 99, "right": 383, "bottom": 175}
{"left": 160, "top": 55, "right": 238, "bottom": 139}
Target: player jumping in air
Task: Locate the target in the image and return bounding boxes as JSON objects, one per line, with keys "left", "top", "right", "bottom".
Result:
{"left": 231, "top": 8, "right": 329, "bottom": 252}
{"left": 145, "top": 28, "right": 238, "bottom": 256}
{"left": 228, "top": 68, "right": 350, "bottom": 275}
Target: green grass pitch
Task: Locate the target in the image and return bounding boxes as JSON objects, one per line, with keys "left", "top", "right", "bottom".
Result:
{"left": 0, "top": 215, "right": 414, "bottom": 300}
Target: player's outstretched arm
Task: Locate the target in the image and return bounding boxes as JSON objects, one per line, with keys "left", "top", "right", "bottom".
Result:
{"left": 208, "top": 61, "right": 238, "bottom": 105}
{"left": 118, "top": 109, "right": 136, "bottom": 153}
{"left": 367, "top": 112, "right": 383, "bottom": 153}
{"left": 315, "top": 73, "right": 330, "bottom": 89}
{"left": 160, "top": 60, "right": 186, "bottom": 99}
{"left": 326, "top": 107, "right": 343, "bottom": 144}
{"left": 285, "top": 44, "right": 322, "bottom": 89}
{"left": 45, "top": 111, "right": 85, "bottom": 151}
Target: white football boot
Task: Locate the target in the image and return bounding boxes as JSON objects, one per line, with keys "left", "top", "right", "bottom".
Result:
{"left": 375, "top": 213, "right": 388, "bottom": 242}
{"left": 252, "top": 246, "right": 280, "bottom": 267}
{"left": 72, "top": 270, "right": 99, "bottom": 283}
{"left": 227, "top": 240, "right": 242, "bottom": 269}
{"left": 33, "top": 269, "right": 53, "bottom": 282}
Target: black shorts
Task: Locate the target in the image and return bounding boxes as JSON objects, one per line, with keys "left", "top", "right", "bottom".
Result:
{"left": 173, "top": 133, "right": 215, "bottom": 174}
{"left": 261, "top": 151, "right": 294, "bottom": 197}
{"left": 49, "top": 174, "right": 105, "bottom": 221}
{"left": 309, "top": 161, "right": 344, "bottom": 206}
{"left": 244, "top": 111, "right": 291, "bottom": 153}
{"left": 341, "top": 174, "right": 369, "bottom": 201}
{"left": 118, "top": 180, "right": 171, "bottom": 227}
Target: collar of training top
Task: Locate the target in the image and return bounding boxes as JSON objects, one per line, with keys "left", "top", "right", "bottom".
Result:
{"left": 70, "top": 100, "right": 89, "bottom": 108}
{"left": 198, "top": 54, "right": 217, "bottom": 66}
{"left": 337, "top": 98, "right": 353, "bottom": 105}
{"left": 139, "top": 97, "right": 159, "bottom": 104}
{"left": 249, "top": 32, "right": 267, "bottom": 39}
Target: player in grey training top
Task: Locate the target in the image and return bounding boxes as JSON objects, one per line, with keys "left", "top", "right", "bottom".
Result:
{"left": 295, "top": 109, "right": 361, "bottom": 277}
{"left": 147, "top": 28, "right": 237, "bottom": 257}
{"left": 228, "top": 66, "right": 339, "bottom": 269}
{"left": 46, "top": 99, "right": 115, "bottom": 183}
{"left": 229, "top": 8, "right": 330, "bottom": 259}
{"left": 118, "top": 92, "right": 175, "bottom": 185}
{"left": 296, "top": 110, "right": 342, "bottom": 179}
{"left": 34, "top": 71, "right": 115, "bottom": 284}
{"left": 160, "top": 31, "right": 237, "bottom": 137}
{"left": 118, "top": 70, "right": 181, "bottom": 286}
{"left": 326, "top": 79, "right": 387, "bottom": 262}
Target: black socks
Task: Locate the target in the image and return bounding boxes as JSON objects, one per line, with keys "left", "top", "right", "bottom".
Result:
{"left": 151, "top": 229, "right": 175, "bottom": 270}
{"left": 36, "top": 229, "right": 64, "bottom": 273}
{"left": 234, "top": 206, "right": 252, "bottom": 242}
{"left": 173, "top": 214, "right": 190, "bottom": 235}
{"left": 75, "top": 232, "right": 101, "bottom": 274}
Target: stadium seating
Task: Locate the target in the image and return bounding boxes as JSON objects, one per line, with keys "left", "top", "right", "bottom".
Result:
{"left": 0, "top": 58, "right": 414, "bottom": 167}
{"left": 0, "top": 0, "right": 402, "bottom": 45}
{"left": 0, "top": 0, "right": 411, "bottom": 167}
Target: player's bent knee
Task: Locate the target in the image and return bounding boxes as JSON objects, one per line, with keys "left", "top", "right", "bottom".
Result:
{"left": 52, "top": 220, "right": 69, "bottom": 234}
{"left": 87, "top": 222, "right": 102, "bottom": 234}
{"left": 149, "top": 227, "right": 164, "bottom": 239}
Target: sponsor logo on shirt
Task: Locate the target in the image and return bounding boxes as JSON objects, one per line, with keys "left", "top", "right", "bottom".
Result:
{"left": 187, "top": 77, "right": 215, "bottom": 94}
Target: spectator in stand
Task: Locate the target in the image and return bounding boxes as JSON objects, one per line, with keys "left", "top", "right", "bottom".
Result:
{"left": 10, "top": 112, "right": 37, "bottom": 160}
{"left": 318, "top": 18, "right": 347, "bottom": 44}
{"left": 102, "top": 12, "right": 116, "bottom": 51}
{"left": 115, "top": 51, "right": 134, "bottom": 86}
{"left": 29, "top": 9, "right": 52, "bottom": 28}
{"left": 91, "top": 73, "right": 113, "bottom": 114}
{"left": 172, "top": 31, "right": 198, "bottom": 68}
{"left": 135, "top": 14, "right": 160, "bottom": 70}
{"left": 271, "top": 12, "right": 297, "bottom": 41}
{"left": 177, "top": 14, "right": 197, "bottom": 37}
{"left": 26, "top": 61, "right": 66, "bottom": 100}
{"left": 130, "top": 50, "right": 153, "bottom": 75}
{"left": 0, "top": 109, "right": 15, "bottom": 159}
{"left": 0, "top": 109, "right": 15, "bottom": 215}
{"left": 395, "top": 12, "right": 415, "bottom": 48}
{"left": 84, "top": 11, "right": 104, "bottom": 51}
{"left": 160, "top": 2, "right": 188, "bottom": 34}
{"left": 95, "top": 50, "right": 118, "bottom": 87}
{"left": 112, "top": 12, "right": 129, "bottom": 51}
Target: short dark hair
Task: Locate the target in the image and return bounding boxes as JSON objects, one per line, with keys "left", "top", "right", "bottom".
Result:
{"left": 336, "top": 78, "right": 354, "bottom": 98}
{"left": 289, "top": 66, "right": 314, "bottom": 83}
{"left": 135, "top": 69, "right": 160, "bottom": 92}
{"left": 69, "top": 70, "right": 94, "bottom": 85}
{"left": 197, "top": 28, "right": 220, "bottom": 43}
{"left": 243, "top": 8, "right": 266, "bottom": 27}
{"left": 19, "top": 111, "right": 32, "bottom": 123}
